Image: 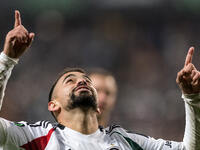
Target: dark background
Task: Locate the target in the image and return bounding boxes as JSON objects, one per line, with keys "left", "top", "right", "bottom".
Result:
{"left": 1, "top": 0, "right": 200, "bottom": 141}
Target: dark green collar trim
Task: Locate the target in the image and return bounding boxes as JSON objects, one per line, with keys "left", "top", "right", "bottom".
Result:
{"left": 111, "top": 131, "right": 144, "bottom": 150}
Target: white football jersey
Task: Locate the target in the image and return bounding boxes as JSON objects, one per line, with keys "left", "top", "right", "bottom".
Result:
{"left": 0, "top": 52, "right": 199, "bottom": 150}
{"left": 0, "top": 118, "right": 184, "bottom": 150}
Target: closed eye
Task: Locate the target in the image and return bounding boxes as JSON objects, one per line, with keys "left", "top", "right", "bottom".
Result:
{"left": 86, "top": 79, "right": 91, "bottom": 83}
{"left": 66, "top": 79, "right": 73, "bottom": 83}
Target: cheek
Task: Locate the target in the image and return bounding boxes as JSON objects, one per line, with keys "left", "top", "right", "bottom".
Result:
{"left": 58, "top": 89, "right": 72, "bottom": 108}
{"left": 92, "top": 88, "right": 98, "bottom": 100}
{"left": 57, "top": 87, "right": 72, "bottom": 100}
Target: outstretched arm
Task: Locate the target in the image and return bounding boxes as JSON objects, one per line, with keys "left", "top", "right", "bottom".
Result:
{"left": 176, "top": 47, "right": 200, "bottom": 150}
{"left": 0, "top": 10, "right": 34, "bottom": 146}
{"left": 0, "top": 10, "right": 34, "bottom": 111}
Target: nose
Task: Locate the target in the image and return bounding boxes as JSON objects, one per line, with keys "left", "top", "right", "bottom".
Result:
{"left": 77, "top": 78, "right": 87, "bottom": 86}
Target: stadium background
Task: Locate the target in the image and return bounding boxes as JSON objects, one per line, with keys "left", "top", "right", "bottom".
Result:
{"left": 0, "top": 0, "right": 200, "bottom": 141}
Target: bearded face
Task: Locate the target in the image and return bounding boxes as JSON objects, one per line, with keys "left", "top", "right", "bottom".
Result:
{"left": 51, "top": 71, "right": 98, "bottom": 112}
{"left": 68, "top": 88, "right": 97, "bottom": 110}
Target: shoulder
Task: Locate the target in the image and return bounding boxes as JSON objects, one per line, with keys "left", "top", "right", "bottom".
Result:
{"left": 7, "top": 120, "right": 56, "bottom": 137}
{"left": 13, "top": 120, "right": 54, "bottom": 129}
{"left": 104, "top": 124, "right": 150, "bottom": 150}
{"left": 0, "top": 118, "right": 55, "bottom": 130}
{"left": 104, "top": 124, "right": 121, "bottom": 134}
{"left": 105, "top": 124, "right": 149, "bottom": 141}
{"left": 0, "top": 119, "right": 57, "bottom": 146}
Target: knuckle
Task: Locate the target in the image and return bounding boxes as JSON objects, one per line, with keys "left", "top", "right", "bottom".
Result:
{"left": 188, "top": 63, "right": 194, "bottom": 67}
{"left": 178, "top": 70, "right": 183, "bottom": 75}
{"left": 177, "top": 72, "right": 181, "bottom": 78}
{"left": 20, "top": 25, "right": 28, "bottom": 32}
{"left": 18, "top": 25, "right": 24, "bottom": 28}
{"left": 194, "top": 82, "right": 198, "bottom": 86}
{"left": 16, "top": 26, "right": 28, "bottom": 33}
{"left": 6, "top": 31, "right": 15, "bottom": 39}
{"left": 188, "top": 63, "right": 192, "bottom": 67}
{"left": 7, "top": 31, "right": 14, "bottom": 37}
{"left": 7, "top": 30, "right": 12, "bottom": 35}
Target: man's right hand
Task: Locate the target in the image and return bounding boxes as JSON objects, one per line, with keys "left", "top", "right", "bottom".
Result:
{"left": 3, "top": 10, "right": 35, "bottom": 59}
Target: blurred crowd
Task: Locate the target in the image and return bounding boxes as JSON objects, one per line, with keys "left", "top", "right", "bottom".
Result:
{"left": 1, "top": 0, "right": 200, "bottom": 142}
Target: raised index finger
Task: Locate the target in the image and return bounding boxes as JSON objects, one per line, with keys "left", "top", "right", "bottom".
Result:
{"left": 14, "top": 10, "right": 21, "bottom": 28}
{"left": 184, "top": 47, "right": 194, "bottom": 67}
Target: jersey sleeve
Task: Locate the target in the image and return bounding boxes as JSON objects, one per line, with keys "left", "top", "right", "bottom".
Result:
{"left": 127, "top": 93, "right": 200, "bottom": 150}
{"left": 0, "top": 118, "right": 53, "bottom": 149}
{"left": 127, "top": 132, "right": 185, "bottom": 150}
{"left": 0, "top": 52, "right": 18, "bottom": 110}
{"left": 182, "top": 93, "right": 200, "bottom": 150}
{"left": 0, "top": 52, "right": 18, "bottom": 146}
{"left": 0, "top": 118, "right": 28, "bottom": 147}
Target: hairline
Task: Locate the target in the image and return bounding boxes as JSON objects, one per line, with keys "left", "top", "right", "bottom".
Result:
{"left": 48, "top": 68, "right": 86, "bottom": 121}
{"left": 49, "top": 68, "right": 86, "bottom": 102}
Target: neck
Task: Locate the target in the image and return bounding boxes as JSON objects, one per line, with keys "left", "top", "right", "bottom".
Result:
{"left": 58, "top": 108, "right": 99, "bottom": 134}
{"left": 98, "top": 112, "right": 110, "bottom": 127}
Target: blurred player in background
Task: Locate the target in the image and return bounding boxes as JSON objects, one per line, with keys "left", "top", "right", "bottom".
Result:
{"left": 89, "top": 69, "right": 117, "bottom": 127}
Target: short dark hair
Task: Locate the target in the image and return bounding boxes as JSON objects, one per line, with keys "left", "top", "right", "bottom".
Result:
{"left": 48, "top": 67, "right": 86, "bottom": 121}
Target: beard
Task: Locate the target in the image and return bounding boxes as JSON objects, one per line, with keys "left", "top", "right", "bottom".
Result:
{"left": 67, "top": 89, "right": 97, "bottom": 111}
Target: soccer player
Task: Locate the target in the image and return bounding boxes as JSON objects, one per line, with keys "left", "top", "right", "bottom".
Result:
{"left": 89, "top": 69, "right": 117, "bottom": 127}
{"left": 0, "top": 10, "right": 200, "bottom": 150}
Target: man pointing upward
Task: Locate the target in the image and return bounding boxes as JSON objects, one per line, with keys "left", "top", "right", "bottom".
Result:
{"left": 3, "top": 10, "right": 34, "bottom": 59}
{"left": 0, "top": 11, "right": 200, "bottom": 150}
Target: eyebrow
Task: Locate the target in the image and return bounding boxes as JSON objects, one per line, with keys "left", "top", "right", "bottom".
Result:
{"left": 62, "top": 74, "right": 92, "bottom": 83}
{"left": 63, "top": 74, "right": 76, "bottom": 83}
{"left": 83, "top": 75, "right": 92, "bottom": 82}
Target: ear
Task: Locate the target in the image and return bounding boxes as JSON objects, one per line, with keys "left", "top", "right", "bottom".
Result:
{"left": 48, "top": 100, "right": 60, "bottom": 112}
{"left": 96, "top": 107, "right": 101, "bottom": 115}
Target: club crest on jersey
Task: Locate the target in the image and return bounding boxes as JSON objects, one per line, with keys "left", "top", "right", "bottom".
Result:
{"left": 14, "top": 122, "right": 25, "bottom": 127}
